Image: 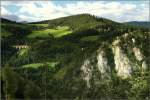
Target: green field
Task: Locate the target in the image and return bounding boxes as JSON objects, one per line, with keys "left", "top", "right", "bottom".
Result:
{"left": 27, "top": 26, "right": 72, "bottom": 38}
{"left": 29, "top": 24, "right": 48, "bottom": 27}
{"left": 22, "top": 62, "right": 59, "bottom": 69}
{"left": 80, "top": 35, "right": 99, "bottom": 42}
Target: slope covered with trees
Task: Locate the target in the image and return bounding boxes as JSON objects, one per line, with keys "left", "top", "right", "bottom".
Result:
{"left": 1, "top": 14, "right": 149, "bottom": 100}
{"left": 125, "top": 21, "right": 150, "bottom": 28}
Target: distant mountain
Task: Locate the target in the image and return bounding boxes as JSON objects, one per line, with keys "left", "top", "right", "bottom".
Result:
{"left": 1, "top": 18, "right": 32, "bottom": 38}
{"left": 1, "top": 18, "right": 17, "bottom": 23}
{"left": 125, "top": 21, "right": 150, "bottom": 28}
{"left": 1, "top": 18, "right": 27, "bottom": 24}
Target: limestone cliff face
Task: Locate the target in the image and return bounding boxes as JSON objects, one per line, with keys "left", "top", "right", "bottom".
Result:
{"left": 133, "top": 47, "right": 147, "bottom": 70}
{"left": 80, "top": 33, "right": 148, "bottom": 87}
{"left": 97, "top": 50, "right": 110, "bottom": 79}
{"left": 81, "top": 59, "right": 93, "bottom": 88}
{"left": 81, "top": 49, "right": 111, "bottom": 88}
{"left": 112, "top": 46, "right": 132, "bottom": 78}
{"left": 111, "top": 38, "right": 132, "bottom": 78}
{"left": 133, "top": 47, "right": 144, "bottom": 62}
{"left": 81, "top": 49, "right": 111, "bottom": 87}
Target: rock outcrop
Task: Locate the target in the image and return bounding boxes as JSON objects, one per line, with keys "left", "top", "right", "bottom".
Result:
{"left": 81, "top": 59, "right": 93, "bottom": 88}
{"left": 133, "top": 47, "right": 147, "bottom": 70}
{"left": 112, "top": 46, "right": 132, "bottom": 78}
{"left": 97, "top": 50, "right": 110, "bottom": 79}
{"left": 81, "top": 33, "right": 148, "bottom": 87}
{"left": 133, "top": 47, "right": 144, "bottom": 62}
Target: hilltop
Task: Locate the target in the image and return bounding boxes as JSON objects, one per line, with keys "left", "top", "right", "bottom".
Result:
{"left": 30, "top": 14, "right": 121, "bottom": 31}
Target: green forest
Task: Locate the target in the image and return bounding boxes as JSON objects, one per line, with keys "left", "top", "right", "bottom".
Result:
{"left": 1, "top": 14, "right": 150, "bottom": 100}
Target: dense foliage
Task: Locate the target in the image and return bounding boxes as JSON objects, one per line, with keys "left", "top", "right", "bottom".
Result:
{"left": 1, "top": 14, "right": 149, "bottom": 99}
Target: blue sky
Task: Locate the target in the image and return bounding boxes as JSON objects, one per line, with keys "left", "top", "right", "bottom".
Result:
{"left": 1, "top": 0, "right": 149, "bottom": 22}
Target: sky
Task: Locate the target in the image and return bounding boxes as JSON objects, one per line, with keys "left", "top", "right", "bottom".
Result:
{"left": 1, "top": 0, "right": 149, "bottom": 22}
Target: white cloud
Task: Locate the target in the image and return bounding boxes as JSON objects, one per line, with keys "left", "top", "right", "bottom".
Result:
{"left": 1, "top": 1, "right": 34, "bottom": 6}
{"left": 1, "top": 1, "right": 149, "bottom": 22}
{"left": 19, "top": 1, "right": 55, "bottom": 16}
{"left": 1, "top": 7, "right": 11, "bottom": 15}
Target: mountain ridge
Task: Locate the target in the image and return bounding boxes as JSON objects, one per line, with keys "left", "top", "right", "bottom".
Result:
{"left": 125, "top": 21, "right": 150, "bottom": 28}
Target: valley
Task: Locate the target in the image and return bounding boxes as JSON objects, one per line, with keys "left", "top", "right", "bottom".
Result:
{"left": 1, "top": 14, "right": 149, "bottom": 100}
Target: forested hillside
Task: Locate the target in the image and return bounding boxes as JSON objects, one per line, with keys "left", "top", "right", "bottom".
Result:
{"left": 1, "top": 14, "right": 149, "bottom": 100}
{"left": 125, "top": 21, "right": 150, "bottom": 28}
